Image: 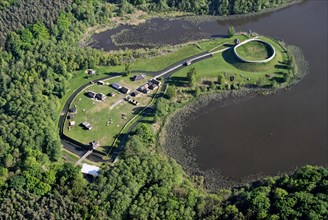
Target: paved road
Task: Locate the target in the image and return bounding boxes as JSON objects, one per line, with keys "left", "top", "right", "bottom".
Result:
{"left": 59, "top": 47, "right": 230, "bottom": 164}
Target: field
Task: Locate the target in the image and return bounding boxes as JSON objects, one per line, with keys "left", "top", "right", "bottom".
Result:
{"left": 235, "top": 40, "right": 273, "bottom": 61}
{"left": 63, "top": 74, "right": 157, "bottom": 154}
{"left": 60, "top": 34, "right": 291, "bottom": 157}
{"left": 58, "top": 35, "right": 250, "bottom": 117}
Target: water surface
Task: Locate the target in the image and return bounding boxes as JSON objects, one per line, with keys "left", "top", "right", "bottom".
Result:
{"left": 91, "top": 0, "right": 327, "bottom": 180}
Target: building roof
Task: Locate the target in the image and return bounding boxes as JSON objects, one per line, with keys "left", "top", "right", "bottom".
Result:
{"left": 112, "top": 83, "right": 122, "bottom": 90}
{"left": 97, "top": 80, "right": 105, "bottom": 85}
{"left": 96, "top": 93, "right": 106, "bottom": 100}
{"left": 149, "top": 83, "right": 158, "bottom": 90}
{"left": 120, "top": 86, "right": 130, "bottom": 94}
{"left": 81, "top": 164, "right": 100, "bottom": 176}
{"left": 87, "top": 69, "right": 96, "bottom": 74}
{"left": 138, "top": 86, "right": 150, "bottom": 94}
{"left": 82, "top": 121, "right": 90, "bottom": 126}
{"left": 82, "top": 121, "right": 92, "bottom": 129}
{"left": 89, "top": 141, "right": 99, "bottom": 149}
{"left": 69, "top": 106, "right": 77, "bottom": 113}
{"left": 87, "top": 91, "right": 96, "bottom": 98}
{"left": 131, "top": 91, "right": 140, "bottom": 97}
{"left": 151, "top": 79, "right": 161, "bottom": 85}
{"left": 133, "top": 74, "right": 145, "bottom": 81}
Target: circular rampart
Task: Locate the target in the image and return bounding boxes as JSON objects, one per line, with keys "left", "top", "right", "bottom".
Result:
{"left": 234, "top": 38, "right": 276, "bottom": 63}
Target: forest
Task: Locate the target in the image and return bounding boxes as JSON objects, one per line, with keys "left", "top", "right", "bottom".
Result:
{"left": 0, "top": 0, "right": 326, "bottom": 219}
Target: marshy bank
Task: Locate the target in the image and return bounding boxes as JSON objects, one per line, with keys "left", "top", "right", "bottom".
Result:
{"left": 160, "top": 42, "right": 308, "bottom": 190}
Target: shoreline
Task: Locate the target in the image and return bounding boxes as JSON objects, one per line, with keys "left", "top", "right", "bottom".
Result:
{"left": 81, "top": 0, "right": 304, "bottom": 49}
{"left": 158, "top": 44, "right": 309, "bottom": 191}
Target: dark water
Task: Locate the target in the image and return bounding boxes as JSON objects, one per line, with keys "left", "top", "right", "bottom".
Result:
{"left": 91, "top": 0, "right": 328, "bottom": 180}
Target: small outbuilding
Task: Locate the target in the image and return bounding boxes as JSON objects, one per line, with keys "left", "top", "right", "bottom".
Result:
{"left": 69, "top": 121, "right": 75, "bottom": 126}
{"left": 151, "top": 79, "right": 161, "bottom": 86}
{"left": 234, "top": 38, "right": 240, "bottom": 45}
{"left": 138, "top": 85, "right": 150, "bottom": 94}
{"left": 89, "top": 141, "right": 99, "bottom": 149}
{"left": 87, "top": 91, "right": 97, "bottom": 98}
{"left": 131, "top": 91, "right": 140, "bottom": 97}
{"left": 149, "top": 83, "right": 158, "bottom": 90}
{"left": 97, "top": 80, "right": 105, "bottom": 85}
{"left": 112, "top": 83, "right": 122, "bottom": 90}
{"left": 120, "top": 86, "right": 130, "bottom": 94}
{"left": 81, "top": 121, "right": 92, "bottom": 130}
{"left": 132, "top": 74, "right": 145, "bottom": 81}
{"left": 67, "top": 114, "right": 74, "bottom": 120}
{"left": 69, "top": 106, "right": 77, "bottom": 114}
{"left": 96, "top": 93, "right": 107, "bottom": 101}
{"left": 81, "top": 163, "right": 100, "bottom": 176}
{"left": 87, "top": 69, "right": 96, "bottom": 75}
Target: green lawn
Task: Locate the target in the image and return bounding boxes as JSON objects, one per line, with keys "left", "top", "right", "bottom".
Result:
{"left": 235, "top": 40, "right": 273, "bottom": 61}
{"left": 172, "top": 36, "right": 289, "bottom": 86}
{"left": 130, "top": 35, "right": 249, "bottom": 72}
{"left": 63, "top": 75, "right": 157, "bottom": 154}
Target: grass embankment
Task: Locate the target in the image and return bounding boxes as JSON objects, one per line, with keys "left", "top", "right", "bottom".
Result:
{"left": 63, "top": 75, "right": 156, "bottom": 154}
{"left": 172, "top": 36, "right": 289, "bottom": 87}
{"left": 235, "top": 40, "right": 273, "bottom": 61}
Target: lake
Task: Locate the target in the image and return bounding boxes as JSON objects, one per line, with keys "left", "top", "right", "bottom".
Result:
{"left": 90, "top": 0, "right": 327, "bottom": 181}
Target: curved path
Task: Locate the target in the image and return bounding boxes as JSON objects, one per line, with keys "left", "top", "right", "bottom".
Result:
{"left": 59, "top": 37, "right": 258, "bottom": 164}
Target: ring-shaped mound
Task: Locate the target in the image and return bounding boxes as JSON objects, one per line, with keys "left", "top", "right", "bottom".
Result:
{"left": 234, "top": 38, "right": 276, "bottom": 63}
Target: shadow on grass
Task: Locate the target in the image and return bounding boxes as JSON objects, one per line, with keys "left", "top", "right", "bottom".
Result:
{"left": 168, "top": 76, "right": 187, "bottom": 87}
{"left": 274, "top": 64, "right": 288, "bottom": 69}
{"left": 223, "top": 43, "right": 235, "bottom": 47}
{"left": 210, "top": 34, "right": 229, "bottom": 38}
{"left": 132, "top": 106, "right": 156, "bottom": 117}
{"left": 222, "top": 48, "right": 273, "bottom": 72}
{"left": 270, "top": 72, "right": 287, "bottom": 83}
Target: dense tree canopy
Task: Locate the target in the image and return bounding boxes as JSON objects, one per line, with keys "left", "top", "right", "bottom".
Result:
{"left": 1, "top": 1, "right": 326, "bottom": 219}
{"left": 114, "top": 0, "right": 290, "bottom": 16}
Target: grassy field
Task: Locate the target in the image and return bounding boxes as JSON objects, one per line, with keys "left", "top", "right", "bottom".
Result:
{"left": 172, "top": 36, "right": 289, "bottom": 86}
{"left": 58, "top": 35, "right": 250, "bottom": 118}
{"left": 131, "top": 35, "right": 249, "bottom": 72}
{"left": 63, "top": 74, "right": 157, "bottom": 154}
{"left": 60, "top": 34, "right": 290, "bottom": 158}
{"left": 235, "top": 40, "right": 273, "bottom": 61}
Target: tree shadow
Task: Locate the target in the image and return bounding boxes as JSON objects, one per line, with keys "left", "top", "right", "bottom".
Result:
{"left": 138, "top": 119, "right": 156, "bottom": 124}
{"left": 274, "top": 64, "right": 288, "bottom": 69}
{"left": 223, "top": 43, "right": 235, "bottom": 47}
{"left": 210, "top": 34, "right": 229, "bottom": 38}
{"left": 168, "top": 76, "right": 187, "bottom": 87}
{"left": 270, "top": 72, "right": 287, "bottom": 83}
{"left": 132, "top": 106, "right": 156, "bottom": 117}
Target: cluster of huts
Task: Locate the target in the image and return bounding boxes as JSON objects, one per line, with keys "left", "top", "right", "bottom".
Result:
{"left": 111, "top": 83, "right": 130, "bottom": 94}
{"left": 67, "top": 106, "right": 93, "bottom": 130}
{"left": 138, "top": 79, "right": 161, "bottom": 94}
{"left": 125, "top": 96, "right": 139, "bottom": 106}
{"left": 67, "top": 106, "right": 78, "bottom": 128}
{"left": 86, "top": 91, "right": 107, "bottom": 101}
